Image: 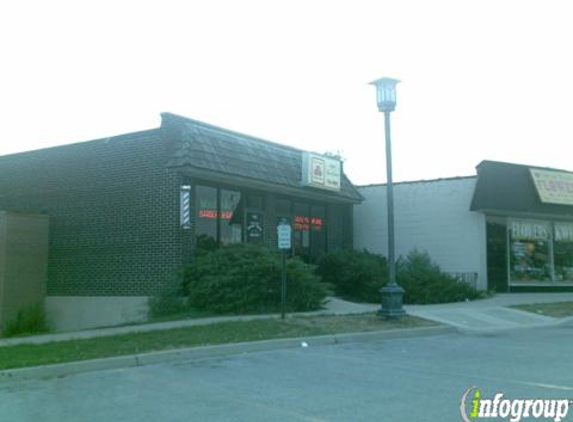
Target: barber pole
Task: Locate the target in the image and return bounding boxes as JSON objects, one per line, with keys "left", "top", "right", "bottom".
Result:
{"left": 180, "top": 186, "right": 191, "bottom": 229}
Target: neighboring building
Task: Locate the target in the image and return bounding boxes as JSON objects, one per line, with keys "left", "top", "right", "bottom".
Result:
{"left": 0, "top": 113, "right": 361, "bottom": 331}
{"left": 471, "top": 160, "right": 573, "bottom": 292}
{"left": 354, "top": 176, "right": 487, "bottom": 290}
{"left": 354, "top": 160, "right": 573, "bottom": 293}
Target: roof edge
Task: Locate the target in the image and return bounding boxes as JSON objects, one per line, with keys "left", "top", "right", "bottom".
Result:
{"left": 0, "top": 128, "right": 161, "bottom": 160}
{"left": 357, "top": 175, "right": 477, "bottom": 188}
{"left": 476, "top": 159, "right": 573, "bottom": 174}
{"left": 161, "top": 112, "right": 307, "bottom": 154}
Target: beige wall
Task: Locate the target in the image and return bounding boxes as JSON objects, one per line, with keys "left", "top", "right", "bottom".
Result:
{"left": 354, "top": 178, "right": 488, "bottom": 291}
{"left": 46, "top": 296, "right": 149, "bottom": 332}
{"left": 0, "top": 212, "right": 49, "bottom": 331}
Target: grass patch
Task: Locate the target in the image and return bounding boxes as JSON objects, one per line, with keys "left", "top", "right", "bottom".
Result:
{"left": 511, "top": 301, "right": 573, "bottom": 318}
{"left": 0, "top": 314, "right": 436, "bottom": 370}
{"left": 3, "top": 303, "right": 49, "bottom": 338}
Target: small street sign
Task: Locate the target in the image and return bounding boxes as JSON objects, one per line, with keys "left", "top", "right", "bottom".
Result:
{"left": 277, "top": 223, "right": 291, "bottom": 250}
{"left": 277, "top": 222, "right": 291, "bottom": 320}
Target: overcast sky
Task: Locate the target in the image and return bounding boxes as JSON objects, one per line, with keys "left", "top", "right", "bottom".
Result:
{"left": 1, "top": 1, "right": 572, "bottom": 185}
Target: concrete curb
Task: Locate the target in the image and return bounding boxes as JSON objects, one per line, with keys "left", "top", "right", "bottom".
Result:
{"left": 555, "top": 316, "right": 573, "bottom": 327}
{"left": 452, "top": 317, "right": 573, "bottom": 336}
{"left": 0, "top": 325, "right": 455, "bottom": 383}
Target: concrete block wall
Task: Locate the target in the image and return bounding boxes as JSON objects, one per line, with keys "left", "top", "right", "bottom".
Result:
{"left": 45, "top": 296, "right": 148, "bottom": 332}
{"left": 354, "top": 177, "right": 488, "bottom": 290}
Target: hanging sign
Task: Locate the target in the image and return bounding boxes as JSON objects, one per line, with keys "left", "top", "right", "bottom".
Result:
{"left": 530, "top": 168, "right": 573, "bottom": 206}
{"left": 302, "top": 152, "right": 341, "bottom": 191}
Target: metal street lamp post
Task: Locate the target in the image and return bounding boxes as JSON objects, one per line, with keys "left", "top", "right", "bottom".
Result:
{"left": 370, "top": 77, "right": 405, "bottom": 318}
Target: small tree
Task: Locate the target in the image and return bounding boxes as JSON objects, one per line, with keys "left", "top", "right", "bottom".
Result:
{"left": 316, "top": 248, "right": 481, "bottom": 305}
{"left": 316, "top": 249, "right": 387, "bottom": 302}
{"left": 397, "top": 250, "right": 481, "bottom": 304}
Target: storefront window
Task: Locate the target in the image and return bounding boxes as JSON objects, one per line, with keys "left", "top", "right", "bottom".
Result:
{"left": 509, "top": 219, "right": 552, "bottom": 283}
{"left": 196, "top": 185, "right": 217, "bottom": 248}
{"left": 194, "top": 187, "right": 332, "bottom": 257}
{"left": 310, "top": 205, "right": 326, "bottom": 261}
{"left": 554, "top": 223, "right": 573, "bottom": 282}
{"left": 292, "top": 202, "right": 327, "bottom": 262}
{"left": 220, "top": 190, "right": 242, "bottom": 245}
{"left": 293, "top": 202, "right": 310, "bottom": 258}
{"left": 247, "top": 194, "right": 264, "bottom": 210}
{"left": 276, "top": 199, "right": 291, "bottom": 218}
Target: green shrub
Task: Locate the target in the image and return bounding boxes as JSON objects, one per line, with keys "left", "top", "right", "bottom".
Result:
{"left": 182, "top": 243, "right": 327, "bottom": 314}
{"left": 316, "top": 249, "right": 481, "bottom": 305}
{"left": 397, "top": 250, "right": 481, "bottom": 304}
{"left": 148, "top": 280, "right": 188, "bottom": 319}
{"left": 195, "top": 234, "right": 219, "bottom": 256}
{"left": 3, "top": 303, "right": 50, "bottom": 338}
{"left": 316, "top": 249, "right": 387, "bottom": 302}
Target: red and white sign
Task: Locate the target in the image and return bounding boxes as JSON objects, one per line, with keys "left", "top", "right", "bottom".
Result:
{"left": 302, "top": 152, "right": 341, "bottom": 192}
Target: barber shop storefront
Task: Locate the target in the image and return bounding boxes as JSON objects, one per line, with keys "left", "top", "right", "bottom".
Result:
{"left": 472, "top": 161, "right": 573, "bottom": 291}
{"left": 168, "top": 114, "right": 363, "bottom": 263}
{"left": 0, "top": 112, "right": 362, "bottom": 331}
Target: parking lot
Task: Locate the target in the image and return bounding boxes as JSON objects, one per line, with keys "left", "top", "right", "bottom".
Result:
{"left": 2, "top": 326, "right": 573, "bottom": 422}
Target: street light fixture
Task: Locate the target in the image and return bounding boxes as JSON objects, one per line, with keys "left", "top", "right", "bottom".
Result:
{"left": 370, "top": 77, "right": 405, "bottom": 318}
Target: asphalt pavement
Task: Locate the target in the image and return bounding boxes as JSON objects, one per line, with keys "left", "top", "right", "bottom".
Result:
{"left": 2, "top": 325, "right": 573, "bottom": 422}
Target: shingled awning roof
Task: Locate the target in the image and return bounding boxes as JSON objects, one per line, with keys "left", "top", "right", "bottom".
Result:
{"left": 163, "top": 113, "right": 363, "bottom": 203}
{"left": 470, "top": 160, "right": 573, "bottom": 218}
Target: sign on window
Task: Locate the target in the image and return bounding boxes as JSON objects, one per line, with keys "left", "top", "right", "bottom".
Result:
{"left": 510, "top": 220, "right": 550, "bottom": 241}
{"left": 247, "top": 212, "right": 264, "bottom": 244}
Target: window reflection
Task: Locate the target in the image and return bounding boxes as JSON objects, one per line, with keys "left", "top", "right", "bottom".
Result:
{"left": 220, "top": 190, "right": 242, "bottom": 245}
{"left": 292, "top": 202, "right": 327, "bottom": 262}
{"left": 509, "top": 219, "right": 551, "bottom": 283}
{"left": 554, "top": 223, "right": 573, "bottom": 282}
{"left": 195, "top": 186, "right": 217, "bottom": 249}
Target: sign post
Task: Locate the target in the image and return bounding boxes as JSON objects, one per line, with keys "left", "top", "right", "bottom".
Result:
{"left": 277, "top": 220, "right": 292, "bottom": 320}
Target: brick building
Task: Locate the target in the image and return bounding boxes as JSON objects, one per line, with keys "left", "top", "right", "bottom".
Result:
{"left": 0, "top": 113, "right": 362, "bottom": 331}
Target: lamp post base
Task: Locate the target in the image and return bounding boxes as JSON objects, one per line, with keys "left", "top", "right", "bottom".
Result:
{"left": 379, "top": 284, "right": 406, "bottom": 319}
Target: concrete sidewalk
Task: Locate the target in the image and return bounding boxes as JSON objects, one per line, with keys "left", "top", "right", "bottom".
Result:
{"left": 405, "top": 292, "right": 573, "bottom": 331}
{"left": 1, "top": 293, "right": 573, "bottom": 347}
{"left": 0, "top": 298, "right": 380, "bottom": 347}
{"left": 327, "top": 292, "right": 573, "bottom": 331}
